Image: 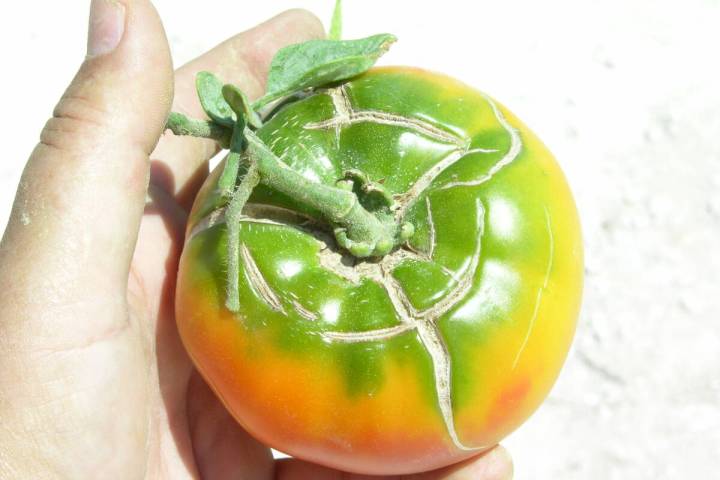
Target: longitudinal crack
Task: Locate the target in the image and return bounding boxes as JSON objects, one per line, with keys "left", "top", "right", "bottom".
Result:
{"left": 321, "top": 199, "right": 486, "bottom": 451}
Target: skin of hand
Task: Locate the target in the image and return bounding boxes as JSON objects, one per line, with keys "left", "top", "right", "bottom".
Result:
{"left": 0, "top": 1, "right": 513, "bottom": 479}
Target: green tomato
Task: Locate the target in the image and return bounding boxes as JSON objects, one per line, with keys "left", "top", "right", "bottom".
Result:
{"left": 177, "top": 66, "right": 583, "bottom": 475}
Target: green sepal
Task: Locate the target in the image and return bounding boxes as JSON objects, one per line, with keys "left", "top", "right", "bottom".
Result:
{"left": 253, "top": 33, "right": 397, "bottom": 109}
{"left": 329, "top": 0, "right": 343, "bottom": 41}
{"left": 217, "top": 101, "right": 250, "bottom": 197}
{"left": 222, "top": 84, "right": 263, "bottom": 129}
{"left": 196, "top": 71, "right": 236, "bottom": 127}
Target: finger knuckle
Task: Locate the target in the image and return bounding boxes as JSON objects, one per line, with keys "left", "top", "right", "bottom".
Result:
{"left": 40, "top": 93, "right": 110, "bottom": 153}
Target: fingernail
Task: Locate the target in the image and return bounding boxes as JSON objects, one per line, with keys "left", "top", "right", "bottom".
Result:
{"left": 87, "top": 0, "right": 126, "bottom": 57}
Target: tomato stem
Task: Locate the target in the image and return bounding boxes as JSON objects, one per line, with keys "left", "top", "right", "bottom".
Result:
{"left": 225, "top": 156, "right": 260, "bottom": 311}
{"left": 329, "top": 0, "right": 343, "bottom": 41}
{"left": 165, "top": 112, "right": 231, "bottom": 147}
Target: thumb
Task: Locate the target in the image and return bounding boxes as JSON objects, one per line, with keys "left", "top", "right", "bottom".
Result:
{"left": 2, "top": 0, "right": 173, "bottom": 296}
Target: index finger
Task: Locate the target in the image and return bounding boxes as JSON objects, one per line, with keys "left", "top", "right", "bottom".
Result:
{"left": 274, "top": 446, "right": 514, "bottom": 480}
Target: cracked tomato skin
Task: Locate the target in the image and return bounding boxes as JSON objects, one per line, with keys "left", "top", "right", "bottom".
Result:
{"left": 176, "top": 66, "right": 583, "bottom": 475}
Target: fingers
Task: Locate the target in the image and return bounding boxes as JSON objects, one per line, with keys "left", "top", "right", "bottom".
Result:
{"left": 408, "top": 447, "right": 513, "bottom": 480}
{"left": 0, "top": 1, "right": 173, "bottom": 476}
{"left": 150, "top": 9, "right": 325, "bottom": 207}
{"left": 1, "top": 0, "right": 173, "bottom": 300}
{"left": 186, "top": 371, "right": 274, "bottom": 480}
{"left": 274, "top": 446, "right": 513, "bottom": 480}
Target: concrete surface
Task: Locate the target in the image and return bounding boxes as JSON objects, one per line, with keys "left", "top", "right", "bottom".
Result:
{"left": 1, "top": 1, "right": 718, "bottom": 478}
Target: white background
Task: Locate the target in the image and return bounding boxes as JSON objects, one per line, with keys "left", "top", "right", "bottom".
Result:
{"left": 1, "top": 1, "right": 719, "bottom": 478}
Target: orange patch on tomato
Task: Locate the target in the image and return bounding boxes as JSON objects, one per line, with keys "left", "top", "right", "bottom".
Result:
{"left": 484, "top": 376, "right": 533, "bottom": 434}
{"left": 176, "top": 274, "right": 457, "bottom": 472}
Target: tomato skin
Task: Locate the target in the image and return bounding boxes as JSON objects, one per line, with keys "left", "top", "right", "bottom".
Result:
{"left": 176, "top": 66, "right": 583, "bottom": 475}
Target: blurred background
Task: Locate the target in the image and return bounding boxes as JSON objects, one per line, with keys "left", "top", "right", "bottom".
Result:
{"left": 1, "top": 1, "right": 718, "bottom": 478}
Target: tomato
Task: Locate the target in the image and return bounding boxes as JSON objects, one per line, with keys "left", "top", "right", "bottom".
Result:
{"left": 176, "top": 66, "right": 583, "bottom": 475}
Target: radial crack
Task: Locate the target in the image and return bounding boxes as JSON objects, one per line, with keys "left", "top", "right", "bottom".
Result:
{"left": 416, "top": 321, "right": 480, "bottom": 451}
{"left": 319, "top": 200, "right": 487, "bottom": 451}
{"left": 289, "top": 293, "right": 320, "bottom": 322}
{"left": 324, "top": 86, "right": 352, "bottom": 148}
{"left": 416, "top": 200, "right": 484, "bottom": 321}
{"left": 425, "top": 196, "right": 437, "bottom": 258}
{"left": 328, "top": 85, "right": 353, "bottom": 119}
{"left": 291, "top": 298, "right": 319, "bottom": 321}
{"left": 240, "top": 244, "right": 286, "bottom": 314}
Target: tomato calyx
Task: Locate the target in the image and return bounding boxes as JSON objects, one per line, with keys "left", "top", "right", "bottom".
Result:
{"left": 244, "top": 129, "right": 414, "bottom": 258}
{"left": 164, "top": 10, "right": 411, "bottom": 311}
{"left": 166, "top": 109, "right": 415, "bottom": 259}
{"left": 168, "top": 108, "right": 415, "bottom": 311}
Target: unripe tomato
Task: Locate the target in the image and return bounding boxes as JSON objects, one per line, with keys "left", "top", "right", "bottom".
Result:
{"left": 176, "top": 66, "right": 583, "bottom": 475}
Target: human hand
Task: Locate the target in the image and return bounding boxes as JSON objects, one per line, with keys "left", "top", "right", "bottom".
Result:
{"left": 0, "top": 1, "right": 513, "bottom": 478}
